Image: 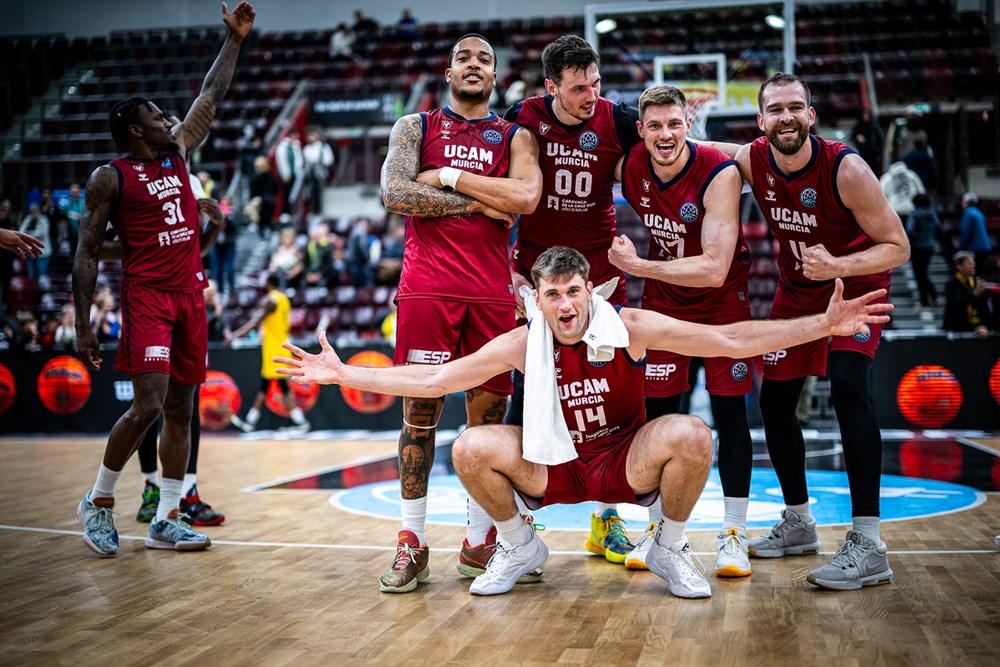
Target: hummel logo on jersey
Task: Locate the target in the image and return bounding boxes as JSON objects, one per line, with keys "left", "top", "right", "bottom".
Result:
{"left": 138, "top": 174, "right": 149, "bottom": 182}
{"left": 640, "top": 197, "right": 650, "bottom": 208}
{"left": 539, "top": 122, "right": 550, "bottom": 135}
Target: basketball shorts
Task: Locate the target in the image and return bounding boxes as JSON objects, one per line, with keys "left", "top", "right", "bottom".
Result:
{"left": 643, "top": 286, "right": 753, "bottom": 397}
{"left": 516, "top": 431, "right": 659, "bottom": 509}
{"left": 762, "top": 279, "right": 887, "bottom": 380}
{"left": 512, "top": 240, "right": 628, "bottom": 306}
{"left": 116, "top": 281, "right": 207, "bottom": 384}
{"left": 394, "top": 297, "right": 514, "bottom": 396}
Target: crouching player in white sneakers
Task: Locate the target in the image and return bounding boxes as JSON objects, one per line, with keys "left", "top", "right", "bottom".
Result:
{"left": 275, "top": 247, "right": 892, "bottom": 598}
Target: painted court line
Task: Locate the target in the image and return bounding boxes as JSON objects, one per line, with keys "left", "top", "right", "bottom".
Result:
{"left": 2, "top": 524, "right": 997, "bottom": 556}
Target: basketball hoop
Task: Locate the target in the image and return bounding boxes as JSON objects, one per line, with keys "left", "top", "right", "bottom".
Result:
{"left": 686, "top": 87, "right": 718, "bottom": 141}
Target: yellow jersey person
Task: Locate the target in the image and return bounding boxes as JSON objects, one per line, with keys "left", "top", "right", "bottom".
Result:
{"left": 227, "top": 273, "right": 310, "bottom": 433}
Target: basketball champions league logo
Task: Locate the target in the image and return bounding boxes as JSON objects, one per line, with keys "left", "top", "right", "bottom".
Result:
{"left": 578, "top": 130, "right": 599, "bottom": 151}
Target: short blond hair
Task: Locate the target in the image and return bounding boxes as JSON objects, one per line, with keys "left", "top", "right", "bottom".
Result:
{"left": 531, "top": 246, "right": 590, "bottom": 286}
{"left": 639, "top": 85, "right": 687, "bottom": 118}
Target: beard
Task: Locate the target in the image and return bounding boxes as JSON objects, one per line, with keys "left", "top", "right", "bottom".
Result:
{"left": 453, "top": 81, "right": 490, "bottom": 103}
{"left": 767, "top": 123, "right": 809, "bottom": 156}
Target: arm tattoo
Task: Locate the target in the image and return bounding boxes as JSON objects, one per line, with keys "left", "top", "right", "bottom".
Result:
{"left": 380, "top": 115, "right": 476, "bottom": 217}
{"left": 397, "top": 397, "right": 443, "bottom": 499}
{"left": 179, "top": 36, "right": 242, "bottom": 154}
{"left": 72, "top": 167, "right": 116, "bottom": 329}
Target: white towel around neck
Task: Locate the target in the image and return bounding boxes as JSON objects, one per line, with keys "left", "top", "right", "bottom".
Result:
{"left": 520, "top": 278, "right": 630, "bottom": 465}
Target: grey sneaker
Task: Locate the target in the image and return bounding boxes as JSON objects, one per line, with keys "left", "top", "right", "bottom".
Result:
{"left": 77, "top": 490, "right": 119, "bottom": 556}
{"left": 748, "top": 509, "right": 821, "bottom": 558}
{"left": 807, "top": 530, "right": 893, "bottom": 591}
{"left": 146, "top": 514, "right": 212, "bottom": 551}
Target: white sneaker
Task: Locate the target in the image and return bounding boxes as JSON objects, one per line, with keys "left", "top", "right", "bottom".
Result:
{"left": 624, "top": 522, "right": 656, "bottom": 570}
{"left": 230, "top": 415, "right": 255, "bottom": 433}
{"left": 714, "top": 528, "right": 751, "bottom": 577}
{"left": 469, "top": 525, "right": 548, "bottom": 596}
{"left": 646, "top": 536, "right": 712, "bottom": 599}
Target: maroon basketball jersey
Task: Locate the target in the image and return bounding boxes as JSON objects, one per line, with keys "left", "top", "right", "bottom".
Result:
{"left": 621, "top": 141, "right": 749, "bottom": 317}
{"left": 108, "top": 152, "right": 206, "bottom": 292}
{"left": 554, "top": 337, "right": 646, "bottom": 457}
{"left": 396, "top": 107, "right": 517, "bottom": 304}
{"left": 749, "top": 135, "right": 890, "bottom": 296}
{"left": 507, "top": 96, "right": 636, "bottom": 252}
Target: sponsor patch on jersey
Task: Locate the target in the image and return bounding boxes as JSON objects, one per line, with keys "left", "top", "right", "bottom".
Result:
{"left": 482, "top": 129, "right": 503, "bottom": 145}
{"left": 144, "top": 345, "right": 170, "bottom": 362}
{"left": 539, "top": 122, "right": 551, "bottom": 135}
{"left": 578, "top": 130, "right": 599, "bottom": 151}
{"left": 406, "top": 349, "right": 452, "bottom": 365}
{"left": 852, "top": 324, "right": 872, "bottom": 342}
{"left": 679, "top": 201, "right": 700, "bottom": 222}
{"left": 800, "top": 187, "right": 818, "bottom": 208}
{"left": 731, "top": 361, "right": 749, "bottom": 381}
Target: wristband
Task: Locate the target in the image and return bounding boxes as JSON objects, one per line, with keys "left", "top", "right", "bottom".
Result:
{"left": 438, "top": 167, "right": 463, "bottom": 189}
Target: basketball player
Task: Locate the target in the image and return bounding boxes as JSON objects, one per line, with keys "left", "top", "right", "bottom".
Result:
{"left": 226, "top": 272, "right": 310, "bottom": 433}
{"left": 714, "top": 73, "right": 910, "bottom": 590}
{"left": 378, "top": 34, "right": 542, "bottom": 592}
{"left": 0, "top": 228, "right": 45, "bottom": 259}
{"left": 73, "top": 1, "right": 255, "bottom": 556}
{"left": 275, "top": 246, "right": 892, "bottom": 598}
{"left": 503, "top": 34, "right": 642, "bottom": 564}
{"left": 611, "top": 85, "right": 754, "bottom": 577}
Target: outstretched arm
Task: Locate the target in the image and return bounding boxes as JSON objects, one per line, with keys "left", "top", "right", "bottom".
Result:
{"left": 610, "top": 164, "right": 741, "bottom": 287}
{"left": 73, "top": 165, "right": 117, "bottom": 369}
{"left": 380, "top": 115, "right": 513, "bottom": 224}
{"left": 802, "top": 153, "right": 910, "bottom": 280}
{"left": 416, "top": 127, "right": 542, "bottom": 214}
{"left": 0, "top": 228, "right": 45, "bottom": 259}
{"left": 625, "top": 278, "right": 892, "bottom": 360}
{"left": 275, "top": 327, "right": 526, "bottom": 397}
{"left": 173, "top": 1, "right": 256, "bottom": 158}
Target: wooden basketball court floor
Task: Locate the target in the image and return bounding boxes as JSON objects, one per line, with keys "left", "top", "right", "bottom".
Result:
{"left": 1, "top": 433, "right": 998, "bottom": 666}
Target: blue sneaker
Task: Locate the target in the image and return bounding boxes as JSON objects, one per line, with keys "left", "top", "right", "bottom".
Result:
{"left": 146, "top": 513, "right": 212, "bottom": 551}
{"left": 77, "top": 490, "right": 119, "bottom": 556}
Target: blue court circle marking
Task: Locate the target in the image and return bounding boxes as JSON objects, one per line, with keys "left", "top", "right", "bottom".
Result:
{"left": 330, "top": 469, "right": 986, "bottom": 531}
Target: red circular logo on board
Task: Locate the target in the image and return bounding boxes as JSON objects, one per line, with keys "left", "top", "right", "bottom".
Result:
{"left": 340, "top": 350, "right": 397, "bottom": 414}
{"left": 37, "top": 356, "right": 91, "bottom": 415}
{"left": 266, "top": 378, "right": 319, "bottom": 417}
{"left": 896, "top": 365, "right": 963, "bottom": 429}
{"left": 0, "top": 363, "right": 15, "bottom": 416}
{"left": 200, "top": 370, "right": 242, "bottom": 431}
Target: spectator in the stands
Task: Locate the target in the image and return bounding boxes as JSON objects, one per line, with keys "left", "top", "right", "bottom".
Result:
{"left": 959, "top": 192, "right": 992, "bottom": 276}
{"left": 852, "top": 109, "right": 884, "bottom": 176}
{"left": 62, "top": 182, "right": 84, "bottom": 247}
{"left": 92, "top": 291, "right": 120, "bottom": 343}
{"left": 54, "top": 303, "right": 76, "bottom": 349}
{"left": 275, "top": 131, "right": 304, "bottom": 215}
{"left": 14, "top": 311, "right": 40, "bottom": 350}
{"left": 204, "top": 279, "right": 227, "bottom": 342}
{"left": 39, "top": 189, "right": 59, "bottom": 228}
{"left": 906, "top": 193, "right": 942, "bottom": 308}
{"left": 346, "top": 217, "right": 380, "bottom": 287}
{"left": 377, "top": 215, "right": 405, "bottom": 285}
{"left": 330, "top": 234, "right": 349, "bottom": 286}
{"left": 19, "top": 204, "right": 52, "bottom": 280}
{"left": 238, "top": 124, "right": 263, "bottom": 184}
{"left": 943, "top": 251, "right": 992, "bottom": 337}
{"left": 880, "top": 160, "right": 924, "bottom": 220}
{"left": 396, "top": 9, "right": 418, "bottom": 39}
{"left": 206, "top": 195, "right": 238, "bottom": 299}
{"left": 197, "top": 170, "right": 216, "bottom": 199}
{"left": 249, "top": 155, "right": 278, "bottom": 237}
{"left": 329, "top": 23, "right": 355, "bottom": 61}
{"left": 902, "top": 138, "right": 937, "bottom": 194}
{"left": 304, "top": 222, "right": 334, "bottom": 288}
{"left": 303, "top": 130, "right": 334, "bottom": 215}
{"left": 381, "top": 289, "right": 397, "bottom": 345}
{"left": 352, "top": 9, "right": 379, "bottom": 41}
{"left": 269, "top": 225, "right": 305, "bottom": 288}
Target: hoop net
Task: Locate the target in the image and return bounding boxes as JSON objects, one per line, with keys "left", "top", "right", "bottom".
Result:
{"left": 685, "top": 87, "right": 718, "bottom": 141}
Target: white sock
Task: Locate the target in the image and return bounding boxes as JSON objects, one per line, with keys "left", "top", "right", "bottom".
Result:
{"left": 400, "top": 496, "right": 427, "bottom": 545}
{"left": 290, "top": 407, "right": 307, "bottom": 425}
{"left": 647, "top": 502, "right": 663, "bottom": 526}
{"left": 246, "top": 407, "right": 260, "bottom": 425}
{"left": 788, "top": 502, "right": 812, "bottom": 520}
{"left": 182, "top": 473, "right": 197, "bottom": 497}
{"left": 156, "top": 477, "right": 183, "bottom": 522}
{"left": 496, "top": 512, "right": 532, "bottom": 547}
{"left": 466, "top": 497, "right": 493, "bottom": 546}
{"left": 141, "top": 470, "right": 158, "bottom": 485}
{"left": 723, "top": 497, "right": 749, "bottom": 530}
{"left": 853, "top": 516, "right": 880, "bottom": 543}
{"left": 92, "top": 464, "right": 122, "bottom": 499}
{"left": 655, "top": 517, "right": 687, "bottom": 549}
{"left": 593, "top": 502, "right": 617, "bottom": 518}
